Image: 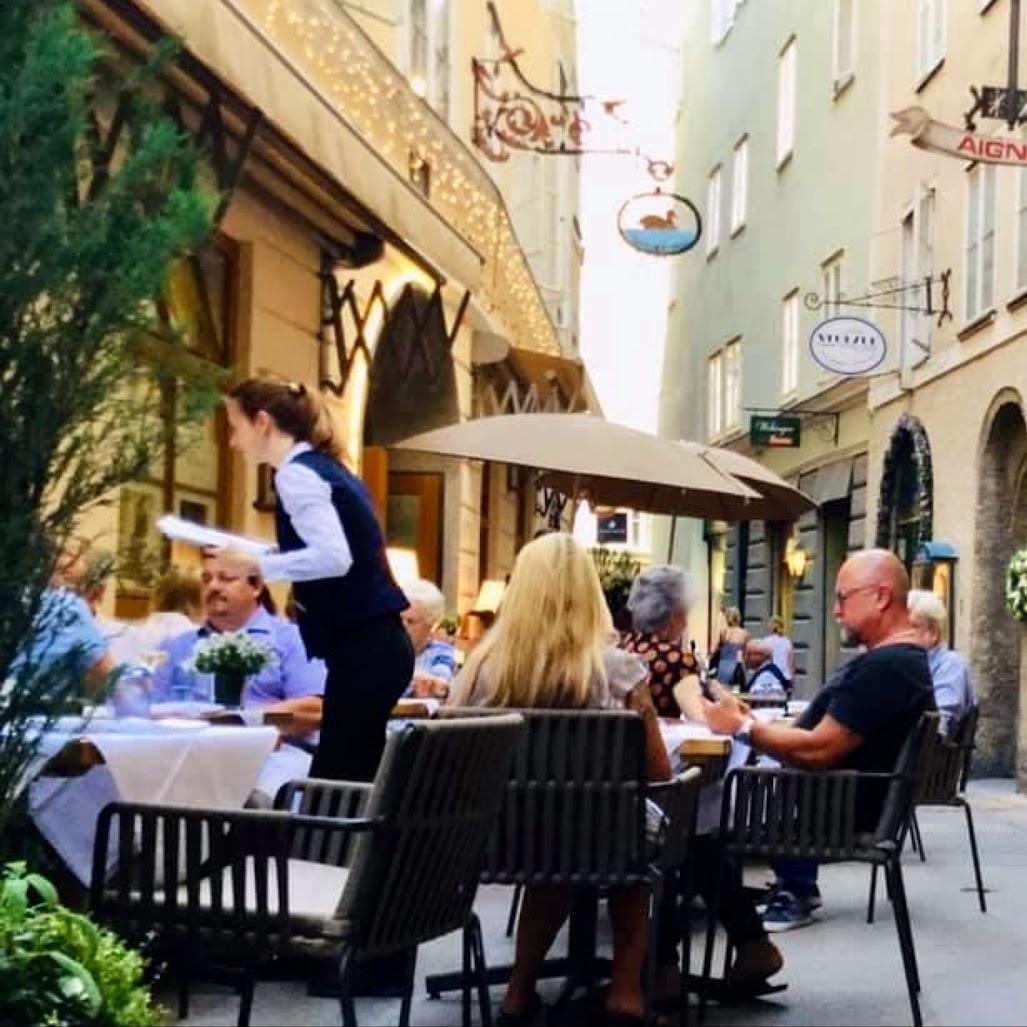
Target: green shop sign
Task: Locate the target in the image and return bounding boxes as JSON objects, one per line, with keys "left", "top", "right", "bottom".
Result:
{"left": 750, "top": 415, "right": 801, "bottom": 448}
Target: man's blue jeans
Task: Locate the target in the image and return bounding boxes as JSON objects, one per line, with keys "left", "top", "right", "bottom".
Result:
{"left": 772, "top": 859, "right": 819, "bottom": 898}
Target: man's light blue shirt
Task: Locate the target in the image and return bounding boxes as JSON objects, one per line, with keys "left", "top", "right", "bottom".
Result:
{"left": 152, "top": 607, "right": 326, "bottom": 706}
{"left": 14, "top": 588, "right": 108, "bottom": 680}
{"left": 928, "top": 645, "right": 975, "bottom": 732}
{"left": 414, "top": 639, "right": 457, "bottom": 683}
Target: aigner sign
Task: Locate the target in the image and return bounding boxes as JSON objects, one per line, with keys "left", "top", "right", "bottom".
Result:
{"left": 809, "top": 316, "right": 887, "bottom": 376}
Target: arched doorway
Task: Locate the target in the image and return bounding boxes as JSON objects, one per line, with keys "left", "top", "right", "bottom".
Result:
{"left": 971, "top": 395, "right": 1027, "bottom": 780}
{"left": 875, "top": 414, "right": 933, "bottom": 566}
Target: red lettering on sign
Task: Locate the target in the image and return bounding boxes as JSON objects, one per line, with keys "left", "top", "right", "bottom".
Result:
{"left": 958, "top": 135, "right": 978, "bottom": 156}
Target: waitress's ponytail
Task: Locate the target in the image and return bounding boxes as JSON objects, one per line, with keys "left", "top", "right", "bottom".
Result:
{"left": 229, "top": 376, "right": 344, "bottom": 461}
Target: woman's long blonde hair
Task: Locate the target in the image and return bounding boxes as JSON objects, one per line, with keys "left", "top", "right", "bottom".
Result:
{"left": 460, "top": 533, "right": 612, "bottom": 709}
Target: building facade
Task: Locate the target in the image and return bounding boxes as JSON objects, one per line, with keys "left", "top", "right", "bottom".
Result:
{"left": 77, "top": 0, "right": 591, "bottom": 623}
{"left": 868, "top": 0, "right": 1027, "bottom": 783}
{"left": 660, "top": 0, "right": 881, "bottom": 690}
{"left": 664, "top": 0, "right": 1027, "bottom": 789}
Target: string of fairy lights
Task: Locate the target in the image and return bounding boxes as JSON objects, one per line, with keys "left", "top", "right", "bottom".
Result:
{"left": 256, "top": 0, "right": 563, "bottom": 356}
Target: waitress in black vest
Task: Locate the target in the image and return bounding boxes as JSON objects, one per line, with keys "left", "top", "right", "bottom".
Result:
{"left": 223, "top": 376, "right": 413, "bottom": 782}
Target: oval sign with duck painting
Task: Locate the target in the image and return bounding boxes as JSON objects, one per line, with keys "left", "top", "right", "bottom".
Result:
{"left": 618, "top": 191, "right": 702, "bottom": 256}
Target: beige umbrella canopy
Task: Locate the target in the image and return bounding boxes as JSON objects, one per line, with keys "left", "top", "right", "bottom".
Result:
{"left": 394, "top": 414, "right": 812, "bottom": 522}
{"left": 679, "top": 441, "right": 815, "bottom": 522}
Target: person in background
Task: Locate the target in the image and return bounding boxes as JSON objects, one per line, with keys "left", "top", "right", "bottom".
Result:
{"left": 108, "top": 568, "right": 202, "bottom": 666}
{"left": 401, "top": 578, "right": 457, "bottom": 699}
{"left": 14, "top": 546, "right": 114, "bottom": 692}
{"left": 763, "top": 615, "right": 795, "bottom": 691}
{"left": 621, "top": 564, "right": 706, "bottom": 721}
{"left": 744, "top": 638, "right": 790, "bottom": 696}
{"left": 907, "top": 589, "right": 976, "bottom": 736}
{"left": 713, "top": 606, "right": 748, "bottom": 687}
{"left": 450, "top": 533, "right": 669, "bottom": 1026}
{"left": 152, "top": 551, "right": 325, "bottom": 734}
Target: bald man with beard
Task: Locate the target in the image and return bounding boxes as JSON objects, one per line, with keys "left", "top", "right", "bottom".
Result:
{"left": 705, "top": 549, "right": 935, "bottom": 931}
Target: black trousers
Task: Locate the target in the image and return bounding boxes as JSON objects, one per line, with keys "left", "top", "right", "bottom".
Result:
{"left": 310, "top": 614, "right": 414, "bottom": 783}
{"left": 657, "top": 835, "right": 767, "bottom": 964}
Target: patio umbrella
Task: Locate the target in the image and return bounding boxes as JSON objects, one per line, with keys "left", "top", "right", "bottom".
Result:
{"left": 680, "top": 441, "right": 815, "bottom": 522}
{"left": 394, "top": 413, "right": 808, "bottom": 521}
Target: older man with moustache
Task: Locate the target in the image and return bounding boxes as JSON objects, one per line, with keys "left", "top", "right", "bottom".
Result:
{"left": 153, "top": 551, "right": 325, "bottom": 733}
{"left": 705, "top": 549, "right": 935, "bottom": 932}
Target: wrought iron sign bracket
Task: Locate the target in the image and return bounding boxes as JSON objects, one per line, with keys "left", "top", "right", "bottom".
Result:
{"left": 964, "top": 0, "right": 1024, "bottom": 132}
{"left": 744, "top": 407, "right": 840, "bottom": 446}
{"left": 804, "top": 270, "right": 953, "bottom": 328}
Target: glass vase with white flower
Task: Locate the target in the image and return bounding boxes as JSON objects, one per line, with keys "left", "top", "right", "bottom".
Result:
{"left": 186, "top": 632, "right": 276, "bottom": 708}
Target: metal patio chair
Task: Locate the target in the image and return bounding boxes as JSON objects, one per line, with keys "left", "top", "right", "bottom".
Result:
{"left": 90, "top": 713, "right": 525, "bottom": 1027}
{"left": 424, "top": 707, "right": 703, "bottom": 1025}
{"left": 702, "top": 712, "right": 939, "bottom": 1027}
{"left": 866, "top": 704, "right": 986, "bottom": 922}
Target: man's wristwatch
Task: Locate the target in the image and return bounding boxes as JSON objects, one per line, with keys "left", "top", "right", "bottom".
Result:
{"left": 733, "top": 715, "right": 757, "bottom": 747}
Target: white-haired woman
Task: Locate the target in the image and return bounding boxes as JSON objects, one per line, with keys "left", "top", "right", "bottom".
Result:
{"left": 908, "top": 590, "right": 976, "bottom": 734}
{"left": 401, "top": 578, "right": 457, "bottom": 698}
{"left": 622, "top": 565, "right": 706, "bottom": 721}
{"left": 450, "top": 533, "right": 669, "bottom": 1025}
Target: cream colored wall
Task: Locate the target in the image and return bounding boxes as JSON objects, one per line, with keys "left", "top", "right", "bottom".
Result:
{"left": 866, "top": 340, "right": 1027, "bottom": 656}
{"left": 865, "top": 0, "right": 1027, "bottom": 658}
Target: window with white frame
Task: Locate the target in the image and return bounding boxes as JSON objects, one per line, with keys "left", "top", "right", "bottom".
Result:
{"left": 1017, "top": 167, "right": 1027, "bottom": 290}
{"left": 965, "top": 164, "right": 996, "bottom": 320}
{"left": 782, "top": 291, "right": 799, "bottom": 394}
{"left": 408, "top": 0, "right": 450, "bottom": 119}
{"left": 723, "top": 338, "right": 742, "bottom": 427}
{"left": 777, "top": 38, "right": 797, "bottom": 166}
{"left": 916, "top": 0, "right": 946, "bottom": 81}
{"left": 708, "top": 352, "right": 723, "bottom": 438}
{"left": 833, "top": 0, "right": 856, "bottom": 84}
{"left": 710, "top": 0, "right": 735, "bottom": 44}
{"left": 822, "top": 252, "right": 844, "bottom": 315}
{"left": 901, "top": 190, "right": 934, "bottom": 360}
{"left": 707, "top": 166, "right": 722, "bottom": 255}
{"left": 731, "top": 137, "right": 748, "bottom": 234}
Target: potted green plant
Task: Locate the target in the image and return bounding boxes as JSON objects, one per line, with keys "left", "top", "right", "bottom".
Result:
{"left": 0, "top": 863, "right": 160, "bottom": 1026}
{"left": 188, "top": 631, "right": 277, "bottom": 707}
{"left": 590, "top": 548, "right": 643, "bottom": 631}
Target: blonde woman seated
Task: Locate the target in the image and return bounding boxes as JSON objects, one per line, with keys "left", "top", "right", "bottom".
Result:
{"left": 449, "top": 532, "right": 671, "bottom": 1026}
{"left": 621, "top": 564, "right": 706, "bottom": 722}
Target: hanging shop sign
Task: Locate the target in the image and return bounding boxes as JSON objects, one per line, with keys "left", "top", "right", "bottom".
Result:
{"left": 617, "top": 190, "right": 702, "bottom": 256}
{"left": 750, "top": 415, "right": 801, "bottom": 449}
{"left": 891, "top": 107, "right": 1027, "bottom": 166}
{"left": 809, "top": 315, "right": 887, "bottom": 376}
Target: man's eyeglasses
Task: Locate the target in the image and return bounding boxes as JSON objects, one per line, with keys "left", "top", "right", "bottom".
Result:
{"left": 834, "top": 584, "right": 879, "bottom": 606}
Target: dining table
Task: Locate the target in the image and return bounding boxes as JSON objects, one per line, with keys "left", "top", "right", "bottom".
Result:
{"left": 26, "top": 710, "right": 281, "bottom": 885}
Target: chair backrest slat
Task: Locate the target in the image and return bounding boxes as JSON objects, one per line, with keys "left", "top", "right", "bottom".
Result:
{"left": 724, "top": 712, "right": 940, "bottom": 862}
{"left": 439, "top": 708, "right": 649, "bottom": 886}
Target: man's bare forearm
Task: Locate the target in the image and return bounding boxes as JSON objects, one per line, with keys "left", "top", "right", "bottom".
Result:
{"left": 748, "top": 721, "right": 843, "bottom": 771}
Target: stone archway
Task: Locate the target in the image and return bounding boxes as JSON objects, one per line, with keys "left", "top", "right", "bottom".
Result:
{"left": 971, "top": 394, "right": 1027, "bottom": 781}
{"left": 875, "top": 413, "right": 933, "bottom": 566}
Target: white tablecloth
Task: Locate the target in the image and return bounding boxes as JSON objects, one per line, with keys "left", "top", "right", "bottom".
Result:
{"left": 659, "top": 720, "right": 751, "bottom": 833}
{"left": 29, "top": 721, "right": 278, "bottom": 884}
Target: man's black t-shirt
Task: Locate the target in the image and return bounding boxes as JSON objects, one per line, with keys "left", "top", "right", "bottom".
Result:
{"left": 797, "top": 643, "right": 935, "bottom": 830}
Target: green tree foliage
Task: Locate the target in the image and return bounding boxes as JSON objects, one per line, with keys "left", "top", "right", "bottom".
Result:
{"left": 0, "top": 0, "right": 216, "bottom": 841}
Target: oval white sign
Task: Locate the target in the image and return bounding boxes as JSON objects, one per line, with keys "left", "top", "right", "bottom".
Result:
{"left": 809, "top": 316, "right": 887, "bottom": 376}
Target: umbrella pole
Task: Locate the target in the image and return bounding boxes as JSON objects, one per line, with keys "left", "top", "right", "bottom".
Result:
{"left": 667, "top": 515, "right": 678, "bottom": 562}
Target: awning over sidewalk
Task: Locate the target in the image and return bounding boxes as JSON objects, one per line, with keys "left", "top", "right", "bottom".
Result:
{"left": 123, "top": 0, "right": 484, "bottom": 290}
